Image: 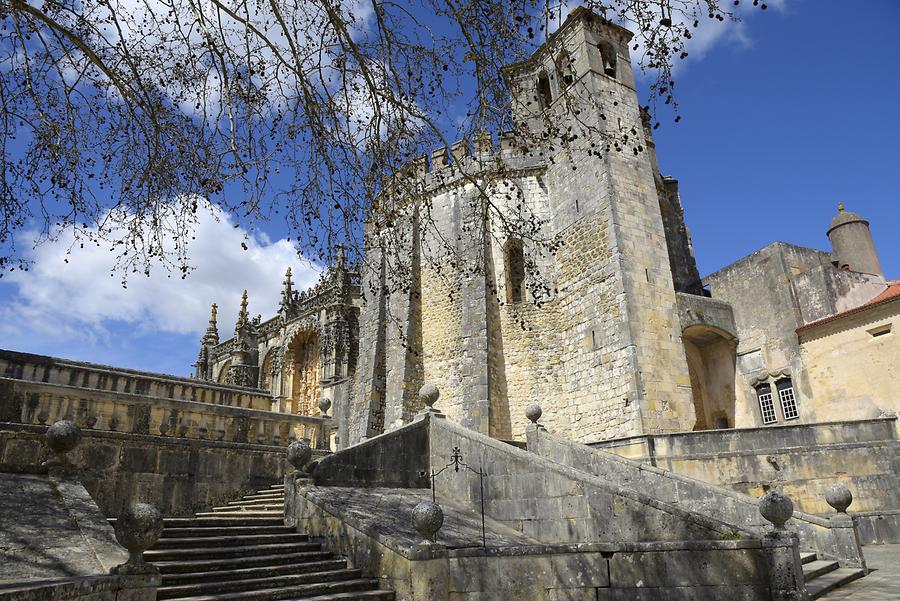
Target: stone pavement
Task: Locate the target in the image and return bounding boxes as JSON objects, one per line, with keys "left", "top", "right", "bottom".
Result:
{"left": 818, "top": 544, "right": 900, "bottom": 600}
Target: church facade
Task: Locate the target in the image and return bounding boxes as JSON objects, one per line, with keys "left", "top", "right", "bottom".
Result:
{"left": 194, "top": 8, "right": 897, "bottom": 450}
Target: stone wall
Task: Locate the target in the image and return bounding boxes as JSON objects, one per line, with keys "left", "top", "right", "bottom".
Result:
{"left": 288, "top": 477, "right": 776, "bottom": 601}
{"left": 703, "top": 243, "right": 889, "bottom": 429}
{"left": 0, "top": 349, "right": 272, "bottom": 411}
{"left": 0, "top": 376, "right": 332, "bottom": 448}
{"left": 528, "top": 425, "right": 867, "bottom": 565}
{"left": 590, "top": 417, "right": 900, "bottom": 514}
{"left": 798, "top": 300, "right": 900, "bottom": 422}
{"left": 0, "top": 423, "right": 325, "bottom": 517}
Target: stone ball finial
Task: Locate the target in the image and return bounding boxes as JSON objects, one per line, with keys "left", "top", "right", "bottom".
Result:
{"left": 113, "top": 503, "right": 163, "bottom": 574}
{"left": 419, "top": 383, "right": 440, "bottom": 410}
{"left": 318, "top": 397, "right": 332, "bottom": 417}
{"left": 287, "top": 440, "right": 312, "bottom": 471}
{"left": 412, "top": 500, "right": 444, "bottom": 544}
{"left": 759, "top": 490, "right": 794, "bottom": 530}
{"left": 44, "top": 420, "right": 81, "bottom": 465}
{"left": 825, "top": 484, "right": 853, "bottom": 514}
{"left": 525, "top": 403, "right": 543, "bottom": 425}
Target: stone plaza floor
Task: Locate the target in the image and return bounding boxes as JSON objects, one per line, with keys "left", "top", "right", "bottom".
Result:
{"left": 818, "top": 544, "right": 900, "bottom": 600}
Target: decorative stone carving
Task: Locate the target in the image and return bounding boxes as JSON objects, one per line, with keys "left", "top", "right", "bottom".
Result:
{"left": 825, "top": 484, "right": 853, "bottom": 513}
{"left": 412, "top": 500, "right": 444, "bottom": 544}
{"left": 759, "top": 490, "right": 794, "bottom": 530}
{"left": 112, "top": 503, "right": 164, "bottom": 575}
{"left": 43, "top": 419, "right": 81, "bottom": 466}
{"left": 525, "top": 403, "right": 543, "bottom": 425}
{"left": 287, "top": 440, "right": 312, "bottom": 471}
{"left": 419, "top": 384, "right": 440, "bottom": 410}
{"left": 318, "top": 397, "right": 332, "bottom": 417}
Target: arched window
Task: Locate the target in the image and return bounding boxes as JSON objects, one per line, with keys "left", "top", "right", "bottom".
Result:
{"left": 536, "top": 72, "right": 552, "bottom": 109}
{"left": 505, "top": 239, "right": 526, "bottom": 304}
{"left": 598, "top": 41, "right": 617, "bottom": 78}
{"left": 776, "top": 378, "right": 799, "bottom": 420}
{"left": 755, "top": 383, "right": 777, "bottom": 425}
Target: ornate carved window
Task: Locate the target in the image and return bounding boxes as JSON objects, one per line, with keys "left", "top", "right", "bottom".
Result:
{"left": 505, "top": 239, "right": 526, "bottom": 304}
{"left": 756, "top": 383, "right": 777, "bottom": 425}
{"left": 776, "top": 378, "right": 799, "bottom": 421}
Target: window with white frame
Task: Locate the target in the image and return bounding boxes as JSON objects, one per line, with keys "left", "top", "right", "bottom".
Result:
{"left": 756, "top": 384, "right": 777, "bottom": 424}
{"left": 777, "top": 378, "right": 799, "bottom": 420}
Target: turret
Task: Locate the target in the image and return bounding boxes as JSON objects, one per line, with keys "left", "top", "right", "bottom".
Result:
{"left": 827, "top": 204, "right": 883, "bottom": 277}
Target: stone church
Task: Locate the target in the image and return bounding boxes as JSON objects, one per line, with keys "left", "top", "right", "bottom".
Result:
{"left": 194, "top": 8, "right": 897, "bottom": 450}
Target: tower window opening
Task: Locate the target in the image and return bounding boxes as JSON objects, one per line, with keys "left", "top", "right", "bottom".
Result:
{"left": 776, "top": 378, "right": 799, "bottom": 420}
{"left": 537, "top": 73, "right": 553, "bottom": 109}
{"left": 505, "top": 239, "right": 526, "bottom": 304}
{"left": 598, "top": 41, "right": 617, "bottom": 78}
{"left": 756, "top": 383, "right": 777, "bottom": 424}
{"left": 557, "top": 51, "right": 575, "bottom": 88}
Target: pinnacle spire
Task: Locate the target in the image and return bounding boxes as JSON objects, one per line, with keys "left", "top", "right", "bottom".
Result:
{"left": 281, "top": 267, "right": 294, "bottom": 311}
{"left": 236, "top": 290, "right": 249, "bottom": 330}
{"left": 201, "top": 302, "right": 219, "bottom": 345}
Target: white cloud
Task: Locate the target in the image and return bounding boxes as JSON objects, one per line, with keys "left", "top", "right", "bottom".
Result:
{"left": 0, "top": 207, "right": 321, "bottom": 353}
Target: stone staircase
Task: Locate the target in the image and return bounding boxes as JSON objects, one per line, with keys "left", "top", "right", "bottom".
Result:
{"left": 801, "top": 552, "right": 866, "bottom": 600}
{"left": 125, "top": 484, "right": 395, "bottom": 601}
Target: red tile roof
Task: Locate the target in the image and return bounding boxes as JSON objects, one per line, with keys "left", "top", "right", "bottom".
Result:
{"left": 797, "top": 281, "right": 900, "bottom": 332}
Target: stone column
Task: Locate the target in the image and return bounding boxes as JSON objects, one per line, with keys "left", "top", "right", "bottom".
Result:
{"left": 763, "top": 531, "right": 809, "bottom": 601}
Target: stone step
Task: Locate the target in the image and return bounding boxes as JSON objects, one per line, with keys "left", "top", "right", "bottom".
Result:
{"left": 146, "top": 542, "right": 321, "bottom": 562}
{"left": 155, "top": 552, "right": 335, "bottom": 575}
{"left": 109, "top": 516, "right": 286, "bottom": 528}
{"left": 153, "top": 533, "right": 308, "bottom": 549}
{"left": 223, "top": 500, "right": 285, "bottom": 507}
{"left": 800, "top": 552, "right": 817, "bottom": 565}
{"left": 802, "top": 559, "right": 840, "bottom": 582}
{"left": 215, "top": 503, "right": 285, "bottom": 511}
{"left": 158, "top": 568, "right": 363, "bottom": 599}
{"left": 196, "top": 510, "right": 284, "bottom": 518}
{"left": 161, "top": 559, "right": 346, "bottom": 586}
{"left": 806, "top": 568, "right": 866, "bottom": 600}
{"left": 161, "top": 526, "right": 294, "bottom": 538}
{"left": 159, "top": 578, "right": 383, "bottom": 601}
{"left": 229, "top": 496, "right": 284, "bottom": 503}
{"left": 242, "top": 491, "right": 285, "bottom": 498}
{"left": 237, "top": 494, "right": 284, "bottom": 503}
{"left": 291, "top": 592, "right": 395, "bottom": 601}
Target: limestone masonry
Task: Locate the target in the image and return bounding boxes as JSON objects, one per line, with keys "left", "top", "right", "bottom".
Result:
{"left": 187, "top": 9, "right": 896, "bottom": 449}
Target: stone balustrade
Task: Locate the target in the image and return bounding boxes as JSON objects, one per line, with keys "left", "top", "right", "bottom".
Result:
{"left": 0, "top": 349, "right": 273, "bottom": 411}
{"left": 1, "top": 376, "right": 332, "bottom": 448}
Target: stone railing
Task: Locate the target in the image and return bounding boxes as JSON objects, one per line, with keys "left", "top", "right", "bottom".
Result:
{"left": 0, "top": 376, "right": 332, "bottom": 448}
{"left": 0, "top": 349, "right": 273, "bottom": 411}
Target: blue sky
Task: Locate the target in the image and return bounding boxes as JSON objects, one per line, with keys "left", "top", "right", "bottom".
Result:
{"left": 1, "top": 0, "right": 898, "bottom": 376}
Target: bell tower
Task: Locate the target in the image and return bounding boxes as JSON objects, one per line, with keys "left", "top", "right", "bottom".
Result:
{"left": 501, "top": 8, "right": 697, "bottom": 436}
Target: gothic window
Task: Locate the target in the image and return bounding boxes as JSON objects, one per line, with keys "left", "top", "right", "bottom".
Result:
{"left": 216, "top": 359, "right": 232, "bottom": 384}
{"left": 537, "top": 72, "right": 553, "bottom": 109}
{"left": 505, "top": 239, "right": 526, "bottom": 304}
{"left": 776, "top": 378, "right": 799, "bottom": 420}
{"left": 259, "top": 349, "right": 275, "bottom": 392}
{"left": 756, "top": 383, "right": 777, "bottom": 425}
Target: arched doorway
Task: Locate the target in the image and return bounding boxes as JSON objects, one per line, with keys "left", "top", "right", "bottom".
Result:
{"left": 285, "top": 330, "right": 321, "bottom": 415}
{"left": 682, "top": 325, "right": 737, "bottom": 430}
